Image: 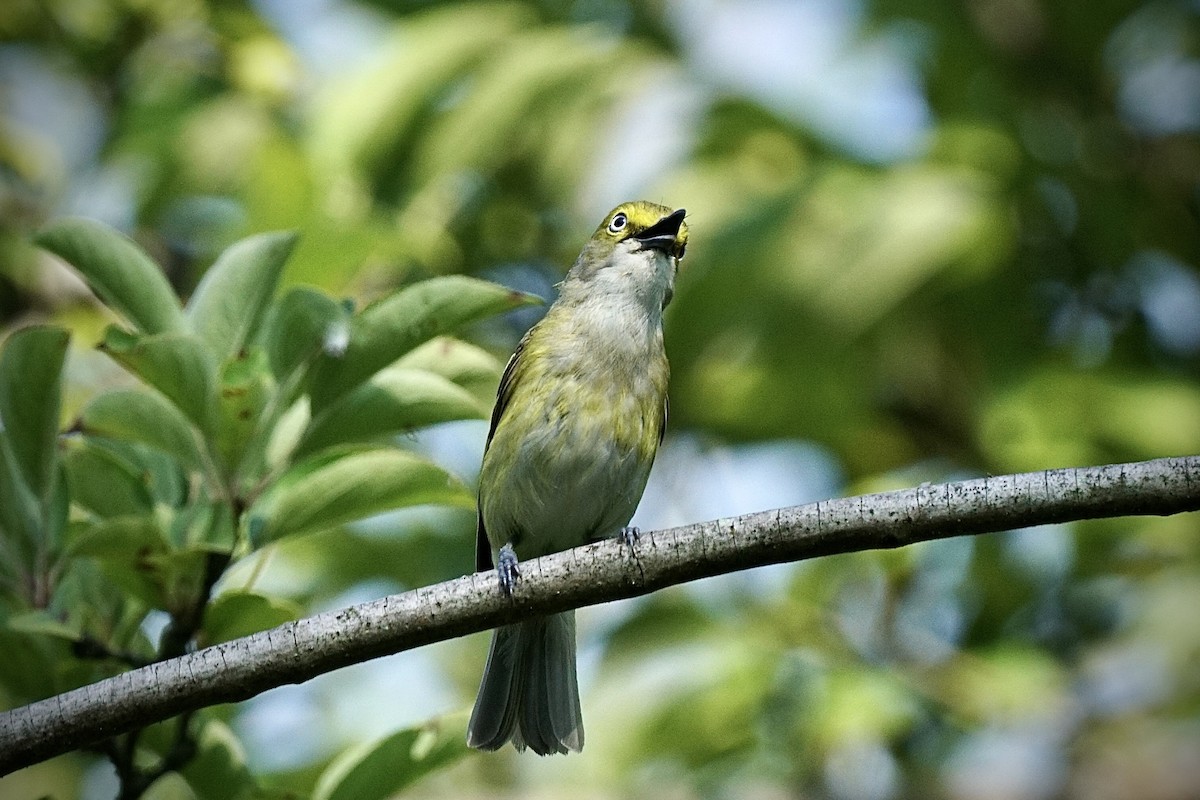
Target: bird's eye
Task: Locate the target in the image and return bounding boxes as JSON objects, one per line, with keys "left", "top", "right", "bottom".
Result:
{"left": 607, "top": 213, "right": 628, "bottom": 234}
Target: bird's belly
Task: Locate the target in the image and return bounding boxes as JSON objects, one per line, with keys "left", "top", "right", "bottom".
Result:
{"left": 479, "top": 388, "right": 658, "bottom": 561}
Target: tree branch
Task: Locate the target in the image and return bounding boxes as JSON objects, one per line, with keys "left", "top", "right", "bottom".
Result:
{"left": 2, "top": 456, "right": 1197, "bottom": 775}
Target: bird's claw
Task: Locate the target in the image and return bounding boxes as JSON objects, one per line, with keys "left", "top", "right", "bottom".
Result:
{"left": 618, "top": 526, "right": 640, "bottom": 550}
{"left": 497, "top": 543, "right": 520, "bottom": 595}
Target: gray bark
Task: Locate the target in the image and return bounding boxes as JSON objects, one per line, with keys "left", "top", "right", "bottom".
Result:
{"left": 1, "top": 456, "right": 1197, "bottom": 774}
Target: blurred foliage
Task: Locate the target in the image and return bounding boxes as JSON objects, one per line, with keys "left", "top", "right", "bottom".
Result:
{"left": 1, "top": 0, "right": 1199, "bottom": 798}
{"left": 0, "top": 221, "right": 528, "bottom": 798}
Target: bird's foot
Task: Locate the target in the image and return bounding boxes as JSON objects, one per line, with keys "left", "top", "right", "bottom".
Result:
{"left": 497, "top": 543, "right": 520, "bottom": 595}
{"left": 618, "top": 526, "right": 640, "bottom": 551}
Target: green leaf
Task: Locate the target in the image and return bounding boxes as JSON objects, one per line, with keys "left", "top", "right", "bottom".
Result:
{"left": 180, "top": 719, "right": 254, "bottom": 800}
{"left": 100, "top": 327, "right": 218, "bottom": 433}
{"left": 44, "top": 461, "right": 70, "bottom": 546}
{"left": 100, "top": 440, "right": 189, "bottom": 508}
{"left": 167, "top": 499, "right": 235, "bottom": 552}
{"left": 46, "top": 553, "right": 150, "bottom": 649}
{"left": 308, "top": 276, "right": 540, "bottom": 412}
{"left": 67, "top": 516, "right": 170, "bottom": 610}
{"left": 309, "top": 4, "right": 533, "bottom": 193}
{"left": 264, "top": 286, "right": 347, "bottom": 379}
{"left": 263, "top": 398, "right": 309, "bottom": 472}
{"left": 143, "top": 547, "right": 213, "bottom": 615}
{"left": 0, "top": 420, "right": 41, "bottom": 553}
{"left": 394, "top": 336, "right": 504, "bottom": 405}
{"left": 213, "top": 348, "right": 272, "bottom": 475}
{"left": 255, "top": 444, "right": 350, "bottom": 496}
{"left": 0, "top": 626, "right": 62, "bottom": 703}
{"left": 409, "top": 27, "right": 635, "bottom": 186}
{"left": 141, "top": 772, "right": 198, "bottom": 800}
{"left": 80, "top": 389, "right": 206, "bottom": 471}
{"left": 0, "top": 325, "right": 70, "bottom": 501}
{"left": 251, "top": 448, "right": 473, "bottom": 545}
{"left": 0, "top": 328, "right": 69, "bottom": 562}
{"left": 5, "top": 610, "right": 81, "bottom": 642}
{"left": 63, "top": 439, "right": 155, "bottom": 518}
{"left": 186, "top": 231, "right": 298, "bottom": 361}
{"left": 35, "top": 217, "right": 185, "bottom": 334}
{"left": 295, "top": 367, "right": 486, "bottom": 457}
{"left": 313, "top": 716, "right": 471, "bottom": 800}
{"left": 68, "top": 515, "right": 168, "bottom": 560}
{"left": 201, "top": 591, "right": 300, "bottom": 646}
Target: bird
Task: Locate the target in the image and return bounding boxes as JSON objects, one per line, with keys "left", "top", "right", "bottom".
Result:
{"left": 467, "top": 201, "right": 688, "bottom": 755}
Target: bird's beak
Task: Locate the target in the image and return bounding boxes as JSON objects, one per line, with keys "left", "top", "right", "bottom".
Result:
{"left": 634, "top": 208, "right": 687, "bottom": 252}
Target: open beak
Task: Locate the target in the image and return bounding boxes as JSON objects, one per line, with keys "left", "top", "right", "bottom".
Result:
{"left": 634, "top": 208, "right": 687, "bottom": 253}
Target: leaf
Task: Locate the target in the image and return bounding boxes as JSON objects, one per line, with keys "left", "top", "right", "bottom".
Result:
{"left": 307, "top": 276, "right": 540, "bottom": 412}
{"left": 200, "top": 591, "right": 300, "bottom": 646}
{"left": 213, "top": 348, "right": 272, "bottom": 475}
{"left": 143, "top": 548, "right": 213, "bottom": 615}
{"left": 63, "top": 439, "right": 155, "bottom": 518}
{"left": 0, "top": 626, "right": 62, "bottom": 703}
{"left": 395, "top": 336, "right": 504, "bottom": 405}
{"left": 295, "top": 368, "right": 486, "bottom": 457}
{"left": 0, "top": 418, "right": 41, "bottom": 553}
{"left": 180, "top": 719, "right": 254, "bottom": 800}
{"left": 186, "top": 231, "right": 298, "bottom": 361}
{"left": 46, "top": 553, "right": 149, "bottom": 648}
{"left": 251, "top": 448, "right": 473, "bottom": 545}
{"left": 68, "top": 516, "right": 168, "bottom": 560}
{"left": 313, "top": 717, "right": 471, "bottom": 800}
{"left": 167, "top": 499, "right": 235, "bottom": 552}
{"left": 309, "top": 3, "right": 533, "bottom": 191}
{"left": 410, "top": 27, "right": 635, "bottom": 186}
{"left": 5, "top": 610, "right": 81, "bottom": 642}
{"left": 35, "top": 217, "right": 186, "bottom": 334}
{"left": 0, "top": 325, "right": 70, "bottom": 501}
{"left": 259, "top": 444, "right": 352, "bottom": 494}
{"left": 80, "top": 389, "right": 206, "bottom": 471}
{"left": 141, "top": 772, "right": 198, "bottom": 800}
{"left": 263, "top": 397, "right": 309, "bottom": 471}
{"left": 67, "top": 516, "right": 170, "bottom": 610}
{"left": 100, "top": 327, "right": 218, "bottom": 433}
{"left": 101, "top": 440, "right": 189, "bottom": 507}
{"left": 264, "top": 286, "right": 347, "bottom": 379}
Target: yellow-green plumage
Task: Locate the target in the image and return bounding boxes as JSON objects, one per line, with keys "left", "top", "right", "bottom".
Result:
{"left": 467, "top": 202, "right": 687, "bottom": 755}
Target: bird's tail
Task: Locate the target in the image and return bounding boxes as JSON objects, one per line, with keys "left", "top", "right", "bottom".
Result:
{"left": 466, "top": 611, "right": 583, "bottom": 755}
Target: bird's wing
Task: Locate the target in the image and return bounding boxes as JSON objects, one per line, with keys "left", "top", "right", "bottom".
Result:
{"left": 660, "top": 394, "right": 669, "bottom": 445}
{"left": 485, "top": 333, "right": 527, "bottom": 452}
{"left": 476, "top": 331, "right": 531, "bottom": 572}
{"left": 475, "top": 514, "right": 494, "bottom": 572}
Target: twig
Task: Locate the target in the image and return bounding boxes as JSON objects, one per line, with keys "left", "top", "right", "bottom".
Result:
{"left": 97, "top": 549, "right": 231, "bottom": 797}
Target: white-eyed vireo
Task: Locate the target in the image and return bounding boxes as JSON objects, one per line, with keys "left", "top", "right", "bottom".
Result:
{"left": 467, "top": 201, "right": 689, "bottom": 755}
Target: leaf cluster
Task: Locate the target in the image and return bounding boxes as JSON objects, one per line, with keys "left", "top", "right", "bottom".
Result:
{"left": 0, "top": 218, "right": 537, "bottom": 798}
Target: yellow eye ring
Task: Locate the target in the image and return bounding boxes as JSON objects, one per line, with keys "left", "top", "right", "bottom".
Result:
{"left": 607, "top": 213, "right": 628, "bottom": 234}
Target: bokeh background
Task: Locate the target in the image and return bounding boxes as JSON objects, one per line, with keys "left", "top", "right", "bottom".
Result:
{"left": 3, "top": 0, "right": 1200, "bottom": 798}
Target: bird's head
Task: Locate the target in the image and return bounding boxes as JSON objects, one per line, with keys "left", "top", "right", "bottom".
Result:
{"left": 565, "top": 201, "right": 688, "bottom": 309}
